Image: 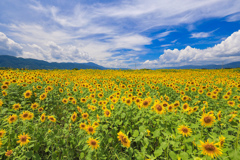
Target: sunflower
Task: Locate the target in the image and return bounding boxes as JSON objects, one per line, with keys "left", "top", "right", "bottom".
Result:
{"left": 87, "top": 137, "right": 99, "bottom": 150}
{"left": 79, "top": 122, "right": 86, "bottom": 130}
{"left": 200, "top": 113, "right": 216, "bottom": 127}
{"left": 181, "top": 96, "right": 188, "bottom": 101}
{"left": 0, "top": 129, "right": 6, "bottom": 138}
{"left": 40, "top": 113, "right": 46, "bottom": 122}
{"left": 198, "top": 140, "right": 222, "bottom": 158}
{"left": 5, "top": 150, "right": 13, "bottom": 157}
{"left": 178, "top": 125, "right": 192, "bottom": 137}
{"left": 28, "top": 112, "right": 34, "bottom": 120}
{"left": 217, "top": 136, "right": 225, "bottom": 148}
{"left": 1, "top": 85, "right": 8, "bottom": 90}
{"left": 8, "top": 114, "right": 17, "bottom": 124}
{"left": 82, "top": 113, "right": 89, "bottom": 120}
{"left": 62, "top": 98, "right": 68, "bottom": 104}
{"left": 167, "top": 105, "right": 174, "bottom": 112}
{"left": 227, "top": 101, "right": 235, "bottom": 107}
{"left": 12, "top": 103, "right": 21, "bottom": 110}
{"left": 38, "top": 107, "right": 44, "bottom": 112}
{"left": 173, "top": 101, "right": 180, "bottom": 108}
{"left": 48, "top": 116, "right": 56, "bottom": 122}
{"left": 0, "top": 99, "right": 3, "bottom": 107}
{"left": 93, "top": 122, "right": 99, "bottom": 128}
{"left": 39, "top": 93, "right": 47, "bottom": 100}
{"left": 110, "top": 104, "right": 114, "bottom": 110}
{"left": 17, "top": 133, "right": 31, "bottom": 146}
{"left": 223, "top": 95, "right": 229, "bottom": 100}
{"left": 85, "top": 125, "right": 96, "bottom": 135}
{"left": 104, "top": 109, "right": 111, "bottom": 117}
{"left": 125, "top": 98, "right": 132, "bottom": 106}
{"left": 20, "top": 111, "right": 30, "bottom": 120}
{"left": 154, "top": 103, "right": 165, "bottom": 114}
{"left": 117, "top": 131, "right": 131, "bottom": 148}
{"left": 31, "top": 102, "right": 39, "bottom": 110}
{"left": 24, "top": 90, "right": 32, "bottom": 99}
{"left": 182, "top": 103, "right": 189, "bottom": 112}
{"left": 2, "top": 90, "right": 7, "bottom": 96}
{"left": 71, "top": 112, "right": 77, "bottom": 122}
{"left": 217, "top": 111, "right": 221, "bottom": 121}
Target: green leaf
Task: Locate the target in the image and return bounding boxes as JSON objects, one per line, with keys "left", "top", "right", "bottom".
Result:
{"left": 25, "top": 151, "right": 33, "bottom": 158}
{"left": 160, "top": 142, "right": 168, "bottom": 150}
{"left": 152, "top": 129, "right": 160, "bottom": 138}
{"left": 169, "top": 151, "right": 177, "bottom": 160}
{"left": 154, "top": 148, "right": 163, "bottom": 157}
{"left": 80, "top": 152, "right": 85, "bottom": 159}
{"left": 133, "top": 130, "right": 139, "bottom": 137}
{"left": 180, "top": 152, "right": 189, "bottom": 160}
{"left": 121, "top": 113, "right": 126, "bottom": 118}
{"left": 139, "top": 125, "right": 146, "bottom": 133}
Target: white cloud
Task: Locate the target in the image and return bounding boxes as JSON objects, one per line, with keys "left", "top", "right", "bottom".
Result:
{"left": 0, "top": 32, "right": 23, "bottom": 56}
{"left": 191, "top": 32, "right": 211, "bottom": 38}
{"left": 142, "top": 29, "right": 240, "bottom": 68}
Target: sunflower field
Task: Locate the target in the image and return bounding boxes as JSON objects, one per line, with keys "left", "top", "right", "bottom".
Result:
{"left": 0, "top": 68, "right": 240, "bottom": 160}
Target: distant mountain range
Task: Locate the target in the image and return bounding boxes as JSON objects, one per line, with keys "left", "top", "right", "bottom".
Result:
{"left": 0, "top": 55, "right": 239, "bottom": 70}
{"left": 0, "top": 55, "right": 106, "bottom": 69}
{"left": 159, "top": 61, "right": 240, "bottom": 69}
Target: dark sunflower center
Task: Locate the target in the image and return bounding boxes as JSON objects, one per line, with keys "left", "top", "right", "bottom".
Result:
{"left": 183, "top": 105, "right": 187, "bottom": 109}
{"left": 50, "top": 117, "right": 54, "bottom": 121}
{"left": 10, "top": 117, "right": 15, "bottom": 121}
{"left": 26, "top": 93, "right": 30, "bottom": 96}
{"left": 73, "top": 115, "right": 76, "bottom": 119}
{"left": 122, "top": 137, "right": 128, "bottom": 143}
{"left": 182, "top": 128, "right": 188, "bottom": 133}
{"left": 183, "top": 97, "right": 187, "bottom": 100}
{"left": 126, "top": 100, "right": 131, "bottom": 103}
{"left": 105, "top": 111, "right": 110, "bottom": 115}
{"left": 23, "top": 113, "right": 28, "bottom": 118}
{"left": 81, "top": 124, "right": 85, "bottom": 128}
{"left": 21, "top": 136, "right": 27, "bottom": 142}
{"left": 88, "top": 127, "right": 93, "bottom": 132}
{"left": 41, "top": 116, "right": 45, "bottom": 120}
{"left": 91, "top": 140, "right": 96, "bottom": 145}
{"left": 6, "top": 151, "right": 12, "bottom": 156}
{"left": 218, "top": 114, "right": 221, "bottom": 118}
{"left": 204, "top": 116, "right": 212, "bottom": 123}
{"left": 156, "top": 105, "right": 162, "bottom": 111}
{"left": 142, "top": 101, "right": 148, "bottom": 106}
{"left": 205, "top": 144, "right": 215, "bottom": 151}
{"left": 83, "top": 114, "right": 87, "bottom": 117}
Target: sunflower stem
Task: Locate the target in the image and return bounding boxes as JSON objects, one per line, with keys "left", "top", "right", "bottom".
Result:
{"left": 201, "top": 126, "right": 204, "bottom": 139}
{"left": 236, "top": 123, "right": 240, "bottom": 149}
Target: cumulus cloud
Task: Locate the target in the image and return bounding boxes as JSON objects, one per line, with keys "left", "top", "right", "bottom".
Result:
{"left": 143, "top": 29, "right": 240, "bottom": 68}
{"left": 0, "top": 32, "right": 23, "bottom": 56}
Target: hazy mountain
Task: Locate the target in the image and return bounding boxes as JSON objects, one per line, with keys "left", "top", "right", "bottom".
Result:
{"left": 0, "top": 55, "right": 106, "bottom": 69}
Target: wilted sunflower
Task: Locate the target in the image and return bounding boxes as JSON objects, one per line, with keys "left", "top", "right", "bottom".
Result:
{"left": 8, "top": 114, "right": 17, "bottom": 124}
{"left": 24, "top": 90, "right": 32, "bottom": 99}
{"left": 117, "top": 131, "right": 131, "bottom": 148}
{"left": 198, "top": 140, "right": 222, "bottom": 158}
{"left": 40, "top": 113, "right": 46, "bottom": 122}
{"left": 17, "top": 133, "right": 31, "bottom": 146}
{"left": 5, "top": 150, "right": 13, "bottom": 157}
{"left": 12, "top": 103, "right": 21, "bottom": 110}
{"left": 85, "top": 125, "right": 96, "bottom": 135}
{"left": 71, "top": 112, "right": 77, "bottom": 122}
{"left": 104, "top": 109, "right": 111, "bottom": 117}
{"left": 178, "top": 125, "right": 192, "bottom": 137}
{"left": 0, "top": 129, "right": 6, "bottom": 138}
{"left": 87, "top": 137, "right": 99, "bottom": 150}
{"left": 200, "top": 113, "right": 216, "bottom": 127}
{"left": 82, "top": 113, "right": 89, "bottom": 120}
{"left": 48, "top": 116, "right": 56, "bottom": 122}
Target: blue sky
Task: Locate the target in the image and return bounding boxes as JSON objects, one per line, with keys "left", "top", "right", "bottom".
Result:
{"left": 0, "top": 0, "right": 240, "bottom": 68}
